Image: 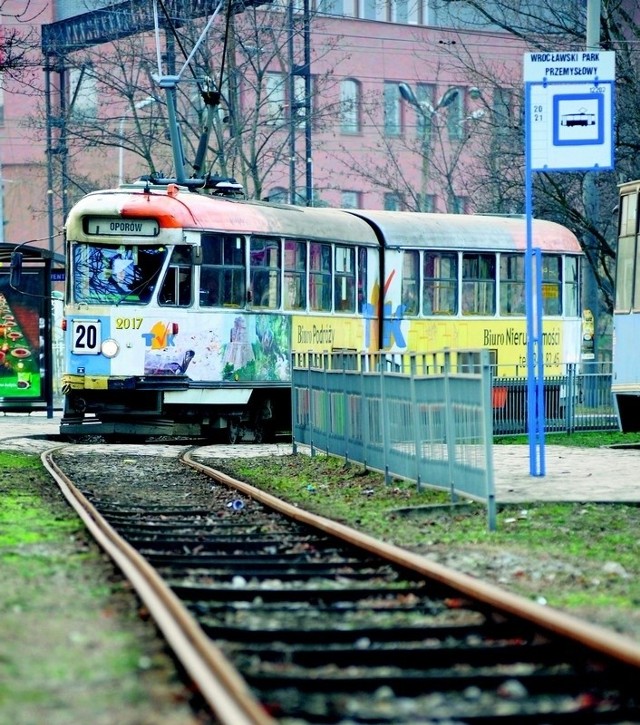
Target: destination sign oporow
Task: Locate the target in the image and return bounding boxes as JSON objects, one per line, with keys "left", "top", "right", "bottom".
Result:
{"left": 86, "top": 218, "right": 160, "bottom": 236}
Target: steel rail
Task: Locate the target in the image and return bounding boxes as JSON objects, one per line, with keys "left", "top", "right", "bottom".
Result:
{"left": 183, "top": 447, "right": 640, "bottom": 670}
{"left": 42, "top": 448, "right": 276, "bottom": 725}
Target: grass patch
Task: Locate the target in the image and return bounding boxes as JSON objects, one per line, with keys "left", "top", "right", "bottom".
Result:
{"left": 215, "top": 446, "right": 640, "bottom": 617}
{"left": 496, "top": 430, "right": 640, "bottom": 447}
{"left": 0, "top": 452, "right": 173, "bottom": 720}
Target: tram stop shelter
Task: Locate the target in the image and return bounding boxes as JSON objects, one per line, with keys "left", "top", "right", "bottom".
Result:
{"left": 0, "top": 243, "right": 59, "bottom": 417}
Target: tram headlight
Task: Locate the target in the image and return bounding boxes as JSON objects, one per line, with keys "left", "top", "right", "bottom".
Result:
{"left": 101, "top": 338, "right": 120, "bottom": 358}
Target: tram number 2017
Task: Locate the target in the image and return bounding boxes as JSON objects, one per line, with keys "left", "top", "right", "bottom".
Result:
{"left": 115, "top": 317, "right": 143, "bottom": 330}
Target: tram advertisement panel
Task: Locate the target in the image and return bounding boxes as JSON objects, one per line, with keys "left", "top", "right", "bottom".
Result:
{"left": 0, "top": 271, "right": 44, "bottom": 400}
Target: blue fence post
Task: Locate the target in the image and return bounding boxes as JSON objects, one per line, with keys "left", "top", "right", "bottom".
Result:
{"left": 481, "top": 350, "right": 497, "bottom": 532}
{"left": 360, "top": 352, "right": 368, "bottom": 471}
{"left": 443, "top": 350, "right": 457, "bottom": 504}
{"left": 379, "top": 353, "right": 391, "bottom": 486}
{"left": 291, "top": 352, "right": 298, "bottom": 455}
{"left": 409, "top": 354, "right": 422, "bottom": 489}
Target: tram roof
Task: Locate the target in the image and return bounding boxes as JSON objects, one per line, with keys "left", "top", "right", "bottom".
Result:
{"left": 346, "top": 210, "right": 582, "bottom": 254}
{"left": 67, "top": 188, "right": 582, "bottom": 254}
{"left": 67, "top": 187, "right": 379, "bottom": 246}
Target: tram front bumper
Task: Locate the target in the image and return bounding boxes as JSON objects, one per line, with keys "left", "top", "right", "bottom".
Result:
{"left": 61, "top": 374, "right": 190, "bottom": 394}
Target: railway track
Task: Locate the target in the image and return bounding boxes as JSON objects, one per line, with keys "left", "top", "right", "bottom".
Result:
{"left": 43, "top": 443, "right": 640, "bottom": 724}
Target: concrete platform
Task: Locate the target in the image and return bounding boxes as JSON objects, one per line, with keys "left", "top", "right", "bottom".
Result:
{"left": 0, "top": 411, "right": 637, "bottom": 504}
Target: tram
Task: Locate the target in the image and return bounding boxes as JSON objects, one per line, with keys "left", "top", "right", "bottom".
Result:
{"left": 612, "top": 179, "right": 640, "bottom": 431}
{"left": 58, "top": 182, "right": 583, "bottom": 441}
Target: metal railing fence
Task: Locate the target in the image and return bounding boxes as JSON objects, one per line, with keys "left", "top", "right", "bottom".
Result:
{"left": 492, "top": 361, "right": 617, "bottom": 435}
{"left": 291, "top": 349, "right": 497, "bottom": 531}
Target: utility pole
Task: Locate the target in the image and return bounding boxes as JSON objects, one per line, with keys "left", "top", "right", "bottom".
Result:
{"left": 288, "top": 0, "right": 313, "bottom": 206}
{"left": 303, "top": 0, "right": 313, "bottom": 206}
{"left": 288, "top": 0, "right": 297, "bottom": 205}
{"left": 582, "top": 0, "right": 601, "bottom": 365}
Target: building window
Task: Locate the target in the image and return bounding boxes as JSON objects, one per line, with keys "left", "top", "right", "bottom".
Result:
{"left": 384, "top": 193, "right": 403, "bottom": 210}
{"left": 391, "top": 0, "right": 421, "bottom": 24}
{"left": 363, "top": 0, "right": 387, "bottom": 20}
{"left": 446, "top": 86, "right": 464, "bottom": 141}
{"left": 493, "top": 86, "right": 513, "bottom": 136}
{"left": 341, "top": 0, "right": 358, "bottom": 16}
{"left": 318, "top": 0, "right": 359, "bottom": 15}
{"left": 414, "top": 83, "right": 435, "bottom": 139}
{"left": 340, "top": 79, "right": 361, "bottom": 134}
{"left": 265, "top": 72, "right": 286, "bottom": 125}
{"left": 417, "top": 193, "right": 435, "bottom": 212}
{"left": 265, "top": 72, "right": 310, "bottom": 128}
{"left": 341, "top": 191, "right": 361, "bottom": 208}
{"left": 451, "top": 196, "right": 468, "bottom": 214}
{"left": 317, "top": 0, "right": 340, "bottom": 14}
{"left": 292, "top": 74, "right": 309, "bottom": 129}
{"left": 69, "top": 67, "right": 98, "bottom": 119}
{"left": 384, "top": 81, "right": 401, "bottom": 136}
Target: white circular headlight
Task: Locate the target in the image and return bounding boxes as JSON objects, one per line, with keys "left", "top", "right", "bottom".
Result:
{"left": 101, "top": 338, "right": 120, "bottom": 358}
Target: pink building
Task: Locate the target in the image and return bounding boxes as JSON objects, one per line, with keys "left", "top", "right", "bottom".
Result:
{"left": 0, "top": 0, "right": 528, "bottom": 260}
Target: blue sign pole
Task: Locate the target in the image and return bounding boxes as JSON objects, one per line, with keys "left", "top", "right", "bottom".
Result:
{"left": 524, "top": 81, "right": 545, "bottom": 476}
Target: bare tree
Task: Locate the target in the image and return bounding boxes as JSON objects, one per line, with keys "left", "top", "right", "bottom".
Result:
{"left": 0, "top": 1, "right": 47, "bottom": 83}
{"left": 432, "top": 0, "right": 640, "bottom": 321}
{"left": 40, "top": 2, "right": 343, "bottom": 205}
{"left": 336, "top": 80, "right": 487, "bottom": 213}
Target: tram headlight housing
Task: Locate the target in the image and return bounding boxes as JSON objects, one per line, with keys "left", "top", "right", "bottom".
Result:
{"left": 101, "top": 338, "right": 120, "bottom": 358}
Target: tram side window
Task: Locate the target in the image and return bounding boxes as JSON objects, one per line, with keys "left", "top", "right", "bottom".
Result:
{"left": 284, "top": 239, "right": 307, "bottom": 310}
{"left": 617, "top": 191, "right": 639, "bottom": 311}
{"left": 564, "top": 256, "right": 579, "bottom": 317}
{"left": 462, "top": 253, "right": 495, "bottom": 316}
{"left": 619, "top": 192, "right": 638, "bottom": 237}
{"left": 357, "top": 247, "right": 368, "bottom": 312}
{"left": 499, "top": 254, "right": 525, "bottom": 316}
{"left": 335, "top": 245, "right": 355, "bottom": 312}
{"left": 158, "top": 246, "right": 193, "bottom": 307}
{"left": 401, "top": 250, "right": 419, "bottom": 316}
{"left": 424, "top": 252, "right": 457, "bottom": 315}
{"left": 310, "top": 242, "right": 332, "bottom": 311}
{"left": 200, "top": 234, "right": 246, "bottom": 307}
{"left": 616, "top": 236, "right": 636, "bottom": 311}
{"left": 250, "top": 236, "right": 281, "bottom": 309}
{"left": 541, "top": 255, "right": 561, "bottom": 315}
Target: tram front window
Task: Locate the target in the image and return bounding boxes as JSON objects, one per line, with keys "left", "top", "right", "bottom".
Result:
{"left": 72, "top": 243, "right": 167, "bottom": 304}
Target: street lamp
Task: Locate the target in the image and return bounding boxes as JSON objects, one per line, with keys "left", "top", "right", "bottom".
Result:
{"left": 118, "top": 96, "right": 156, "bottom": 185}
{"left": 398, "top": 82, "right": 460, "bottom": 212}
